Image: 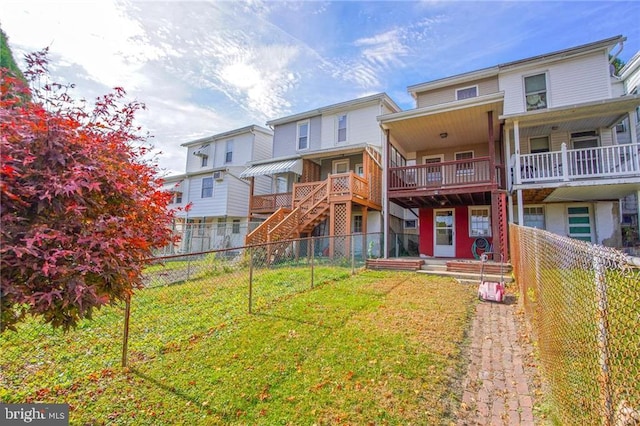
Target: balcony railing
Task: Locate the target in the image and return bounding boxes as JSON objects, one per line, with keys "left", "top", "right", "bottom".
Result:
{"left": 515, "top": 143, "right": 640, "bottom": 184}
{"left": 388, "top": 157, "right": 502, "bottom": 192}
{"left": 250, "top": 193, "right": 292, "bottom": 213}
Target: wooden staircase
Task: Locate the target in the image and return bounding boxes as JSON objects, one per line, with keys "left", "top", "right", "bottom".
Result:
{"left": 246, "top": 179, "right": 330, "bottom": 246}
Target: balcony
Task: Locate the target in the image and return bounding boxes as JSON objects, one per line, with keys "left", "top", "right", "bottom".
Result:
{"left": 514, "top": 143, "right": 640, "bottom": 186}
{"left": 250, "top": 192, "right": 293, "bottom": 214}
{"left": 388, "top": 157, "right": 504, "bottom": 195}
{"left": 250, "top": 172, "right": 380, "bottom": 216}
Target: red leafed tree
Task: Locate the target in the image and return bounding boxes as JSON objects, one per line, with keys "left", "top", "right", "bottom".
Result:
{"left": 1, "top": 49, "right": 176, "bottom": 332}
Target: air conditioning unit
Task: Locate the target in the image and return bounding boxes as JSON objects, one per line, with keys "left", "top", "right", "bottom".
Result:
{"left": 213, "top": 171, "right": 224, "bottom": 181}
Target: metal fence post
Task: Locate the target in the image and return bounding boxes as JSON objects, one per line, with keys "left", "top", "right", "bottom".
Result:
{"left": 593, "top": 252, "right": 613, "bottom": 425}
{"left": 248, "top": 246, "right": 253, "bottom": 314}
{"left": 310, "top": 237, "right": 315, "bottom": 289}
{"left": 121, "top": 295, "right": 131, "bottom": 368}
{"left": 351, "top": 234, "right": 355, "bottom": 275}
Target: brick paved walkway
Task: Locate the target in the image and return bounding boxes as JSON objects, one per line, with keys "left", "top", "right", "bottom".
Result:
{"left": 457, "top": 296, "right": 538, "bottom": 425}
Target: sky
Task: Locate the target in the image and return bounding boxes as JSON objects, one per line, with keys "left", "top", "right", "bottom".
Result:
{"left": 2, "top": 0, "right": 640, "bottom": 176}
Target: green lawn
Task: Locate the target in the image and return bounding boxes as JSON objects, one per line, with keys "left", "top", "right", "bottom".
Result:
{"left": 1, "top": 269, "right": 476, "bottom": 425}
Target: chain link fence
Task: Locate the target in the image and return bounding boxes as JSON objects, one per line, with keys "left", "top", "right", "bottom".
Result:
{"left": 1, "top": 233, "right": 383, "bottom": 401}
{"left": 509, "top": 224, "right": 640, "bottom": 426}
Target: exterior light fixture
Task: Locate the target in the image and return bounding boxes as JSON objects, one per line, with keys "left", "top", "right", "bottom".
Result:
{"left": 439, "top": 132, "right": 448, "bottom": 139}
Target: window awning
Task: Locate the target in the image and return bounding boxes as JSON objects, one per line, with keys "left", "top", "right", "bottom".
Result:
{"left": 240, "top": 159, "right": 303, "bottom": 178}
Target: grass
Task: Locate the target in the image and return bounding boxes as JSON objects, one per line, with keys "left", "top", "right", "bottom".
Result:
{"left": 1, "top": 269, "right": 476, "bottom": 425}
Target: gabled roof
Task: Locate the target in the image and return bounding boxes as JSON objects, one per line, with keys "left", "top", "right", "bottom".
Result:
{"left": 408, "top": 35, "right": 625, "bottom": 96}
{"left": 181, "top": 124, "right": 273, "bottom": 147}
{"left": 266, "top": 93, "right": 401, "bottom": 126}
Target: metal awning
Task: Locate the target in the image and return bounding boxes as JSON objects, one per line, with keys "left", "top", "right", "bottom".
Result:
{"left": 240, "top": 159, "right": 303, "bottom": 178}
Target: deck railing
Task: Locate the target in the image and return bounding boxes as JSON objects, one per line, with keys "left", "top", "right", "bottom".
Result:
{"left": 388, "top": 157, "right": 500, "bottom": 191}
{"left": 516, "top": 143, "right": 640, "bottom": 184}
{"left": 250, "top": 192, "right": 292, "bottom": 212}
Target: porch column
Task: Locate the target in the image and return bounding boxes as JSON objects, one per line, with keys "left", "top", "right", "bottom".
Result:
{"left": 383, "top": 129, "right": 390, "bottom": 259}
{"left": 491, "top": 191, "right": 501, "bottom": 257}
{"left": 487, "top": 111, "right": 496, "bottom": 184}
{"left": 513, "top": 121, "right": 521, "bottom": 185}
{"left": 248, "top": 177, "right": 255, "bottom": 220}
{"left": 629, "top": 111, "right": 638, "bottom": 144}
{"left": 505, "top": 127, "right": 512, "bottom": 193}
{"left": 517, "top": 189, "right": 524, "bottom": 226}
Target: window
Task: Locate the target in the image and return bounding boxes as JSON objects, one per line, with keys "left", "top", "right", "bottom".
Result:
{"left": 615, "top": 122, "right": 626, "bottom": 133}
{"left": 337, "top": 114, "right": 347, "bottom": 143}
{"left": 525, "top": 73, "right": 547, "bottom": 111}
{"left": 456, "top": 85, "right": 478, "bottom": 100}
{"left": 174, "top": 192, "right": 183, "bottom": 204}
{"left": 404, "top": 219, "right": 417, "bottom": 229}
{"left": 297, "top": 121, "right": 309, "bottom": 150}
{"left": 232, "top": 219, "right": 240, "bottom": 234}
{"left": 455, "top": 151, "right": 474, "bottom": 175}
{"left": 529, "top": 136, "right": 550, "bottom": 153}
{"left": 355, "top": 164, "right": 364, "bottom": 177}
{"left": 225, "top": 140, "right": 233, "bottom": 163}
{"left": 333, "top": 159, "right": 349, "bottom": 174}
{"left": 353, "top": 215, "right": 363, "bottom": 233}
{"left": 217, "top": 218, "right": 226, "bottom": 236}
{"left": 201, "top": 155, "right": 208, "bottom": 167}
{"left": 424, "top": 155, "right": 443, "bottom": 182}
{"left": 201, "top": 177, "right": 213, "bottom": 198}
{"left": 523, "top": 206, "right": 545, "bottom": 229}
{"left": 276, "top": 176, "right": 288, "bottom": 193}
{"left": 469, "top": 207, "right": 491, "bottom": 237}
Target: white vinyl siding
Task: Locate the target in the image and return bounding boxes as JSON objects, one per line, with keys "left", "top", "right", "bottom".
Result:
{"left": 320, "top": 103, "right": 382, "bottom": 150}
{"left": 416, "top": 77, "right": 499, "bottom": 108}
{"left": 500, "top": 50, "right": 611, "bottom": 115}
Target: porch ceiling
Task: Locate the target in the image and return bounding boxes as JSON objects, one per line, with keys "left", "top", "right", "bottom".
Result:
{"left": 541, "top": 182, "right": 640, "bottom": 203}
{"left": 380, "top": 98, "right": 504, "bottom": 153}
{"left": 502, "top": 95, "right": 640, "bottom": 136}
{"left": 390, "top": 191, "right": 493, "bottom": 209}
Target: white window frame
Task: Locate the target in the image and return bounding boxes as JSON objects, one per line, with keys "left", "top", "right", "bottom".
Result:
{"left": 217, "top": 218, "right": 226, "bottom": 236}
{"left": 201, "top": 177, "right": 213, "bottom": 198}
{"left": 201, "top": 155, "right": 208, "bottom": 167}
{"left": 455, "top": 151, "right": 474, "bottom": 176}
{"left": 523, "top": 205, "right": 545, "bottom": 229}
{"left": 422, "top": 154, "right": 444, "bottom": 183}
{"left": 404, "top": 219, "right": 417, "bottom": 229}
{"left": 529, "top": 136, "right": 550, "bottom": 154}
{"left": 355, "top": 163, "right": 364, "bottom": 177}
{"left": 332, "top": 159, "right": 349, "bottom": 175}
{"left": 225, "top": 139, "right": 234, "bottom": 163}
{"left": 456, "top": 85, "right": 478, "bottom": 100}
{"left": 524, "top": 72, "right": 548, "bottom": 111}
{"left": 337, "top": 113, "right": 347, "bottom": 143}
{"left": 297, "top": 120, "right": 310, "bottom": 151}
{"left": 232, "top": 219, "right": 241, "bottom": 234}
{"left": 468, "top": 206, "right": 491, "bottom": 237}
{"left": 353, "top": 215, "right": 363, "bottom": 233}
{"left": 174, "top": 192, "right": 183, "bottom": 204}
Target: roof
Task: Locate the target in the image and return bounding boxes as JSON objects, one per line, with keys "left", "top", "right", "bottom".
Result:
{"left": 266, "top": 93, "right": 401, "bottom": 126}
{"left": 408, "top": 35, "right": 625, "bottom": 95}
{"left": 181, "top": 124, "right": 273, "bottom": 147}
